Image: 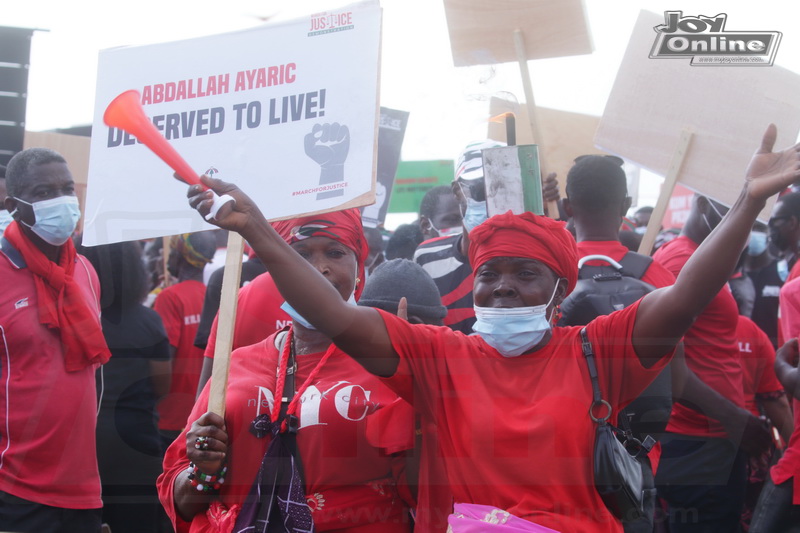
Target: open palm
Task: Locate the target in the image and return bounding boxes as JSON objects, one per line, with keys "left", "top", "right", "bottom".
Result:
{"left": 745, "top": 124, "right": 800, "bottom": 200}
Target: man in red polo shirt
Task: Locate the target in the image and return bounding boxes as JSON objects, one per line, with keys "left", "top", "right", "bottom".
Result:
{"left": 0, "top": 148, "right": 110, "bottom": 532}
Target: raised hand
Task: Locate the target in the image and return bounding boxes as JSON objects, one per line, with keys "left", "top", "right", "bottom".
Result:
{"left": 745, "top": 124, "right": 800, "bottom": 201}
{"left": 186, "top": 174, "right": 266, "bottom": 237}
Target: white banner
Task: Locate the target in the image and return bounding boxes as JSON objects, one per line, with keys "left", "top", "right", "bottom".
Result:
{"left": 83, "top": 1, "right": 381, "bottom": 246}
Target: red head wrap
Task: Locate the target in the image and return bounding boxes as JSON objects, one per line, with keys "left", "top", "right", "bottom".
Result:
{"left": 468, "top": 211, "right": 578, "bottom": 295}
{"left": 271, "top": 208, "right": 369, "bottom": 300}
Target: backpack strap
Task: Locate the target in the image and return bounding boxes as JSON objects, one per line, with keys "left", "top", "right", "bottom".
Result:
{"left": 618, "top": 252, "right": 653, "bottom": 280}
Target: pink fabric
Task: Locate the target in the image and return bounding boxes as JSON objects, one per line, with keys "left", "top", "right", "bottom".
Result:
{"left": 448, "top": 503, "right": 560, "bottom": 533}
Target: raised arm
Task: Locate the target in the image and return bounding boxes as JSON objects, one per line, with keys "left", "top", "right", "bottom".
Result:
{"left": 187, "top": 178, "right": 400, "bottom": 376}
{"left": 633, "top": 125, "right": 800, "bottom": 361}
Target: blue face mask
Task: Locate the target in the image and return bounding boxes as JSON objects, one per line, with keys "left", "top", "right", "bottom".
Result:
{"left": 472, "top": 282, "right": 560, "bottom": 357}
{"left": 462, "top": 197, "right": 488, "bottom": 233}
{"left": 281, "top": 293, "right": 357, "bottom": 330}
{"left": 778, "top": 259, "right": 789, "bottom": 282}
{"left": 748, "top": 231, "right": 768, "bottom": 257}
{"left": 0, "top": 210, "right": 13, "bottom": 235}
{"left": 14, "top": 195, "right": 81, "bottom": 246}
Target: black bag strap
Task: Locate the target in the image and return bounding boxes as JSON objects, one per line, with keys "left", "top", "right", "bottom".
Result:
{"left": 580, "top": 328, "right": 610, "bottom": 422}
{"left": 580, "top": 328, "right": 655, "bottom": 455}
{"left": 618, "top": 252, "right": 653, "bottom": 279}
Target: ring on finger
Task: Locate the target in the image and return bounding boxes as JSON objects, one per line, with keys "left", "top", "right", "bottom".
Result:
{"left": 195, "top": 435, "right": 210, "bottom": 451}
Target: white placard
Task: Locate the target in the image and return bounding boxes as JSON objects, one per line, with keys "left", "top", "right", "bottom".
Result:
{"left": 83, "top": 1, "right": 381, "bottom": 246}
{"left": 595, "top": 10, "right": 800, "bottom": 220}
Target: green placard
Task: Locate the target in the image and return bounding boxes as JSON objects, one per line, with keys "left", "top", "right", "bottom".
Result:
{"left": 387, "top": 160, "right": 454, "bottom": 213}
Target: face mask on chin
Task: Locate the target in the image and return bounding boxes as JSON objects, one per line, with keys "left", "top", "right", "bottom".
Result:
{"left": 282, "top": 264, "right": 359, "bottom": 330}
{"left": 472, "top": 281, "right": 561, "bottom": 357}
{"left": 13, "top": 195, "right": 81, "bottom": 246}
{"left": 429, "top": 220, "right": 462, "bottom": 238}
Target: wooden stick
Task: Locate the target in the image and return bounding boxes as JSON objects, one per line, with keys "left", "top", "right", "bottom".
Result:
{"left": 638, "top": 129, "right": 694, "bottom": 256}
{"left": 161, "top": 236, "right": 172, "bottom": 288}
{"left": 513, "top": 29, "right": 558, "bottom": 219}
{"left": 207, "top": 231, "right": 245, "bottom": 417}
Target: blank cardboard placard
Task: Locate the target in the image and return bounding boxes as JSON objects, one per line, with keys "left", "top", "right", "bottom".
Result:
{"left": 487, "top": 97, "right": 602, "bottom": 197}
{"left": 595, "top": 10, "right": 800, "bottom": 219}
{"left": 443, "top": 0, "right": 593, "bottom": 66}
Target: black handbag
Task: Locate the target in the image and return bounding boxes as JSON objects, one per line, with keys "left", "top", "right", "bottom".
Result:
{"left": 580, "top": 328, "right": 654, "bottom": 521}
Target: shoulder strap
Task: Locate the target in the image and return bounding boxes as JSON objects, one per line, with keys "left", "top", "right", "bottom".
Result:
{"left": 580, "top": 328, "right": 603, "bottom": 405}
{"left": 618, "top": 252, "right": 653, "bottom": 279}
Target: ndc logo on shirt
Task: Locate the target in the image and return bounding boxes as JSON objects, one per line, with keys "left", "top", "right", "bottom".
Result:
{"left": 308, "top": 10, "right": 354, "bottom": 37}
{"left": 650, "top": 11, "right": 781, "bottom": 66}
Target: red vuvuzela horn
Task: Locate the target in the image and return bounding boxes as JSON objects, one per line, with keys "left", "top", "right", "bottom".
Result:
{"left": 103, "top": 90, "right": 203, "bottom": 187}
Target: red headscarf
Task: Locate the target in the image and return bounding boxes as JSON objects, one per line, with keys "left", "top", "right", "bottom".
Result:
{"left": 271, "top": 208, "right": 369, "bottom": 300}
{"left": 4, "top": 221, "right": 111, "bottom": 371}
{"left": 468, "top": 211, "right": 578, "bottom": 295}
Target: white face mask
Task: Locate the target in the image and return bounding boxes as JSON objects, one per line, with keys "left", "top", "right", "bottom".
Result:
{"left": 472, "top": 281, "right": 560, "bottom": 357}
{"left": 459, "top": 182, "right": 489, "bottom": 233}
{"left": 0, "top": 210, "right": 13, "bottom": 235}
{"left": 429, "top": 219, "right": 463, "bottom": 238}
{"left": 14, "top": 195, "right": 81, "bottom": 246}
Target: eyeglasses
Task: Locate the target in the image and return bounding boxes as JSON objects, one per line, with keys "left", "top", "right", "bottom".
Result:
{"left": 768, "top": 215, "right": 793, "bottom": 228}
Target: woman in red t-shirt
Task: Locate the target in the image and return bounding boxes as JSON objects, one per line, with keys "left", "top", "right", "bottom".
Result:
{"left": 186, "top": 126, "right": 800, "bottom": 532}
{"left": 157, "top": 209, "right": 415, "bottom": 533}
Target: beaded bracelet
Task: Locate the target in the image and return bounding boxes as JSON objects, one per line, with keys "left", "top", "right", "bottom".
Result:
{"left": 187, "top": 462, "right": 228, "bottom": 492}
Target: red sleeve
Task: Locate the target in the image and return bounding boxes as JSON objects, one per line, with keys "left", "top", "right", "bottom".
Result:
{"left": 203, "top": 313, "right": 219, "bottom": 359}
{"left": 202, "top": 273, "right": 292, "bottom": 359}
{"left": 154, "top": 288, "right": 182, "bottom": 348}
{"left": 156, "top": 382, "right": 211, "bottom": 533}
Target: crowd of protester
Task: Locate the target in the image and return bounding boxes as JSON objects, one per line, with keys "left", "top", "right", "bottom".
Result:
{"left": 0, "top": 127, "right": 799, "bottom": 533}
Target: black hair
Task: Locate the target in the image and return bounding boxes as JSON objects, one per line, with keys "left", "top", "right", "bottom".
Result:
{"left": 79, "top": 241, "right": 149, "bottom": 312}
{"left": 777, "top": 191, "right": 800, "bottom": 218}
{"left": 419, "top": 186, "right": 455, "bottom": 218}
{"left": 385, "top": 223, "right": 424, "bottom": 260}
{"left": 566, "top": 155, "right": 627, "bottom": 213}
{"left": 5, "top": 148, "right": 66, "bottom": 197}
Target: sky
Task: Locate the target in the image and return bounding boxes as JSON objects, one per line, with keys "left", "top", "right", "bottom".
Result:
{"left": 5, "top": 0, "right": 800, "bottom": 223}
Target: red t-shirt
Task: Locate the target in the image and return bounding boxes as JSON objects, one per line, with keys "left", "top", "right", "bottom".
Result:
{"left": 158, "top": 330, "right": 413, "bottom": 532}
{"left": 154, "top": 279, "right": 206, "bottom": 431}
{"left": 0, "top": 248, "right": 103, "bottom": 508}
{"left": 203, "top": 272, "right": 291, "bottom": 358}
{"left": 379, "top": 301, "right": 670, "bottom": 532}
{"left": 773, "top": 276, "right": 800, "bottom": 503}
{"left": 778, "top": 261, "right": 800, "bottom": 346}
{"left": 736, "top": 315, "right": 783, "bottom": 416}
{"left": 576, "top": 240, "right": 676, "bottom": 289}
{"left": 653, "top": 236, "right": 744, "bottom": 437}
